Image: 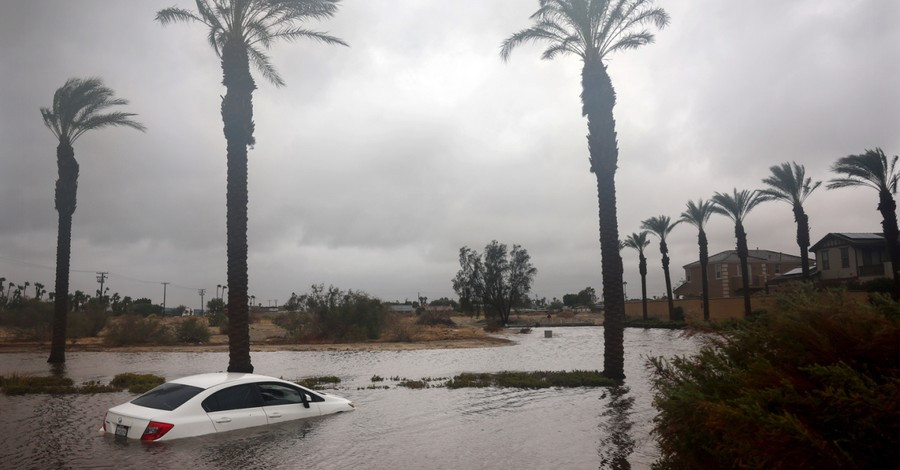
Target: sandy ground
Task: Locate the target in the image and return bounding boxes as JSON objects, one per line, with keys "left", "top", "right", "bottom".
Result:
{"left": 0, "top": 315, "right": 516, "bottom": 354}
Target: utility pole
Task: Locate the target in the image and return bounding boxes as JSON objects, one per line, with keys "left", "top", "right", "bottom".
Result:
{"left": 161, "top": 282, "right": 169, "bottom": 315}
{"left": 198, "top": 288, "right": 206, "bottom": 315}
{"left": 96, "top": 272, "right": 108, "bottom": 304}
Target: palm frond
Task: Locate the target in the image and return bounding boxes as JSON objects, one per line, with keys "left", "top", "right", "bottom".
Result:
{"left": 623, "top": 231, "right": 651, "bottom": 254}
{"left": 711, "top": 189, "right": 770, "bottom": 224}
{"left": 760, "top": 161, "right": 821, "bottom": 206}
{"left": 679, "top": 199, "right": 714, "bottom": 229}
{"left": 246, "top": 46, "right": 285, "bottom": 87}
{"left": 641, "top": 215, "right": 679, "bottom": 241}
{"left": 156, "top": 7, "right": 207, "bottom": 26}
{"left": 828, "top": 148, "right": 899, "bottom": 194}
{"left": 41, "top": 78, "right": 144, "bottom": 144}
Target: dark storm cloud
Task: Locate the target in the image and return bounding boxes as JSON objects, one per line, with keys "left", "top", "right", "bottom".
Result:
{"left": 0, "top": 0, "right": 897, "bottom": 306}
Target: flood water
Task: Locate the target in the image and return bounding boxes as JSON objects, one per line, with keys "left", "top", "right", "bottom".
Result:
{"left": 0, "top": 327, "right": 699, "bottom": 469}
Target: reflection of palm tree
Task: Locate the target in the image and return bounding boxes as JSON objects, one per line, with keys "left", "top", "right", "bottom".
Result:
{"left": 157, "top": 0, "right": 347, "bottom": 373}
{"left": 41, "top": 78, "right": 144, "bottom": 363}
{"left": 680, "top": 200, "right": 715, "bottom": 321}
{"left": 759, "top": 162, "right": 820, "bottom": 280}
{"left": 828, "top": 148, "right": 900, "bottom": 300}
{"left": 501, "top": 0, "right": 668, "bottom": 380}
{"left": 598, "top": 385, "right": 635, "bottom": 469}
{"left": 623, "top": 232, "right": 651, "bottom": 320}
{"left": 712, "top": 189, "right": 769, "bottom": 317}
{"left": 641, "top": 216, "right": 679, "bottom": 320}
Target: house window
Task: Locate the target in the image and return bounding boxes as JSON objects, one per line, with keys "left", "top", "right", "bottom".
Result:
{"left": 685, "top": 269, "right": 692, "bottom": 283}
{"left": 840, "top": 247, "right": 850, "bottom": 268}
{"left": 774, "top": 264, "right": 781, "bottom": 274}
{"left": 821, "top": 250, "right": 830, "bottom": 270}
{"left": 715, "top": 264, "right": 724, "bottom": 279}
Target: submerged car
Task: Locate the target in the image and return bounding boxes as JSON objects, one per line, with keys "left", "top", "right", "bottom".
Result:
{"left": 102, "top": 373, "right": 355, "bottom": 441}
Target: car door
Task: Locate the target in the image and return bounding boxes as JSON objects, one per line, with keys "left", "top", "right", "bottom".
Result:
{"left": 258, "top": 382, "right": 321, "bottom": 423}
{"left": 202, "top": 384, "right": 268, "bottom": 433}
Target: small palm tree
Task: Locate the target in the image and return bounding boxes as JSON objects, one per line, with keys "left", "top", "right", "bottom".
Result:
{"left": 623, "top": 232, "right": 651, "bottom": 320}
{"left": 711, "top": 189, "right": 770, "bottom": 317}
{"left": 641, "top": 216, "right": 679, "bottom": 320}
{"left": 501, "top": 0, "right": 669, "bottom": 381}
{"left": 679, "top": 199, "right": 715, "bottom": 321}
{"left": 157, "top": 0, "right": 347, "bottom": 373}
{"left": 759, "top": 162, "right": 821, "bottom": 280}
{"left": 41, "top": 78, "right": 145, "bottom": 364}
{"left": 828, "top": 148, "right": 900, "bottom": 300}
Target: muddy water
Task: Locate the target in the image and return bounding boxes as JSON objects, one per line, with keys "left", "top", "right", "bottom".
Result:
{"left": 0, "top": 327, "right": 699, "bottom": 469}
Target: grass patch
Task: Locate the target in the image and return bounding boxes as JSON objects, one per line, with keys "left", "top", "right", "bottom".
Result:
{"left": 295, "top": 376, "right": 341, "bottom": 389}
{"left": 624, "top": 317, "right": 686, "bottom": 329}
{"left": 110, "top": 373, "right": 165, "bottom": 393}
{"left": 446, "top": 370, "right": 615, "bottom": 389}
{"left": 371, "top": 375, "right": 384, "bottom": 382}
{"left": 1, "top": 373, "right": 164, "bottom": 395}
{"left": 397, "top": 379, "right": 429, "bottom": 389}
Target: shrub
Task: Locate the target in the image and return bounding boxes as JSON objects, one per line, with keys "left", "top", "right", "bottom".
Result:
{"left": 649, "top": 288, "right": 900, "bottom": 469}
{"left": 0, "top": 299, "right": 53, "bottom": 340}
{"left": 415, "top": 311, "right": 456, "bottom": 327}
{"left": 446, "top": 370, "right": 614, "bottom": 389}
{"left": 176, "top": 317, "right": 211, "bottom": 343}
{"left": 206, "top": 310, "right": 229, "bottom": 334}
{"left": 671, "top": 306, "right": 685, "bottom": 322}
{"left": 110, "top": 373, "right": 165, "bottom": 393}
{"left": 295, "top": 376, "right": 341, "bottom": 390}
{"left": 483, "top": 321, "right": 503, "bottom": 333}
{"left": 292, "top": 285, "right": 387, "bottom": 342}
{"left": 103, "top": 315, "right": 173, "bottom": 346}
{"left": 67, "top": 305, "right": 110, "bottom": 338}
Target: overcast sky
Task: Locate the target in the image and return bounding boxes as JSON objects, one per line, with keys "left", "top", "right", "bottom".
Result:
{"left": 1, "top": 0, "right": 898, "bottom": 309}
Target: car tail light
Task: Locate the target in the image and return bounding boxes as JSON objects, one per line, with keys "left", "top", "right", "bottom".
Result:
{"left": 102, "top": 412, "right": 108, "bottom": 432}
{"left": 141, "top": 421, "right": 174, "bottom": 441}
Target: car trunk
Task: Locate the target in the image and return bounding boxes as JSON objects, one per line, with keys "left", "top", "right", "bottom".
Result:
{"left": 103, "top": 403, "right": 154, "bottom": 439}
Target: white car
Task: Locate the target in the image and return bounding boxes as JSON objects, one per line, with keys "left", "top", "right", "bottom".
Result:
{"left": 102, "top": 373, "right": 355, "bottom": 441}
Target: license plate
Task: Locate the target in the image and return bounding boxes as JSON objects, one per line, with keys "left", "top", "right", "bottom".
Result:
{"left": 115, "top": 424, "right": 129, "bottom": 438}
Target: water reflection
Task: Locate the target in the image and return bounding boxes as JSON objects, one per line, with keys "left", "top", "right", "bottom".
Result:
{"left": 598, "top": 386, "right": 636, "bottom": 470}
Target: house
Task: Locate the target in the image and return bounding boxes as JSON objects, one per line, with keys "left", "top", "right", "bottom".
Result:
{"left": 673, "top": 249, "right": 809, "bottom": 298}
{"left": 810, "top": 233, "right": 893, "bottom": 284}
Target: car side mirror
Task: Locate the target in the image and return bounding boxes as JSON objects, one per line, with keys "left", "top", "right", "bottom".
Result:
{"left": 302, "top": 393, "right": 311, "bottom": 408}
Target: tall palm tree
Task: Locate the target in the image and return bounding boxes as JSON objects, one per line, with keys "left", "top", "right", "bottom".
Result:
{"left": 41, "top": 77, "right": 145, "bottom": 364}
{"left": 502, "top": 0, "right": 668, "bottom": 380}
{"left": 828, "top": 148, "right": 900, "bottom": 300}
{"left": 623, "top": 232, "right": 651, "bottom": 320}
{"left": 641, "top": 216, "right": 679, "bottom": 320}
{"left": 157, "top": 0, "right": 347, "bottom": 373}
{"left": 759, "top": 162, "right": 821, "bottom": 280}
{"left": 679, "top": 199, "right": 715, "bottom": 321}
{"left": 711, "top": 189, "right": 770, "bottom": 318}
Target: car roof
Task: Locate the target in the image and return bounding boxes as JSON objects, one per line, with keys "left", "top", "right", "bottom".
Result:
{"left": 169, "top": 372, "right": 286, "bottom": 390}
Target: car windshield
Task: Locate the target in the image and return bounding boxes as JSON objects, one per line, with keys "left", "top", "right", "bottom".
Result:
{"left": 132, "top": 383, "right": 204, "bottom": 411}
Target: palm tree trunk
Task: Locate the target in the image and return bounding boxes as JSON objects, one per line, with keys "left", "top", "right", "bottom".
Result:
{"left": 49, "top": 141, "right": 78, "bottom": 364}
{"left": 221, "top": 39, "right": 255, "bottom": 373}
{"left": 698, "top": 229, "right": 710, "bottom": 322}
{"left": 877, "top": 190, "right": 900, "bottom": 300}
{"left": 793, "top": 205, "right": 811, "bottom": 280}
{"left": 583, "top": 58, "right": 625, "bottom": 380}
{"left": 660, "top": 240, "right": 674, "bottom": 321}
{"left": 735, "top": 222, "right": 752, "bottom": 317}
{"left": 638, "top": 253, "right": 648, "bottom": 321}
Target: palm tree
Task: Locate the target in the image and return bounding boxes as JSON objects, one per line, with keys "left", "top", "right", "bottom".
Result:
{"left": 641, "top": 216, "right": 679, "bottom": 320}
{"left": 157, "top": 0, "right": 347, "bottom": 373}
{"left": 711, "top": 189, "right": 770, "bottom": 317}
{"left": 623, "top": 232, "right": 651, "bottom": 320}
{"left": 828, "top": 148, "right": 900, "bottom": 300}
{"left": 679, "top": 199, "right": 715, "bottom": 321}
{"left": 502, "top": 0, "right": 668, "bottom": 380}
{"left": 41, "top": 78, "right": 145, "bottom": 364}
{"left": 759, "top": 162, "right": 821, "bottom": 280}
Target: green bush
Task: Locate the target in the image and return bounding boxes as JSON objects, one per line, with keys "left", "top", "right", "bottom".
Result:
{"left": 292, "top": 285, "right": 387, "bottom": 342}
{"left": 0, "top": 299, "right": 53, "bottom": 340}
{"left": 110, "top": 373, "right": 165, "bottom": 393}
{"left": 273, "top": 311, "right": 307, "bottom": 341}
{"left": 206, "top": 310, "right": 229, "bottom": 335}
{"left": 415, "top": 311, "right": 456, "bottom": 327}
{"left": 650, "top": 288, "right": 900, "bottom": 469}
{"left": 67, "top": 305, "right": 110, "bottom": 338}
{"left": 176, "top": 317, "right": 211, "bottom": 343}
{"left": 103, "top": 315, "right": 173, "bottom": 346}
{"left": 295, "top": 376, "right": 341, "bottom": 390}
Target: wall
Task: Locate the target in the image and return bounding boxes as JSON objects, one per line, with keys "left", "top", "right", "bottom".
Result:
{"left": 624, "top": 291, "right": 871, "bottom": 323}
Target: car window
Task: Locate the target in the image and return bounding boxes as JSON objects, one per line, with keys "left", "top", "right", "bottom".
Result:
{"left": 132, "top": 383, "right": 204, "bottom": 411}
{"left": 202, "top": 384, "right": 263, "bottom": 412}
{"left": 258, "top": 383, "right": 308, "bottom": 406}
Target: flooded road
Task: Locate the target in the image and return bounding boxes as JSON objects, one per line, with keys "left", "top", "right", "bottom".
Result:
{"left": 0, "top": 327, "right": 699, "bottom": 469}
